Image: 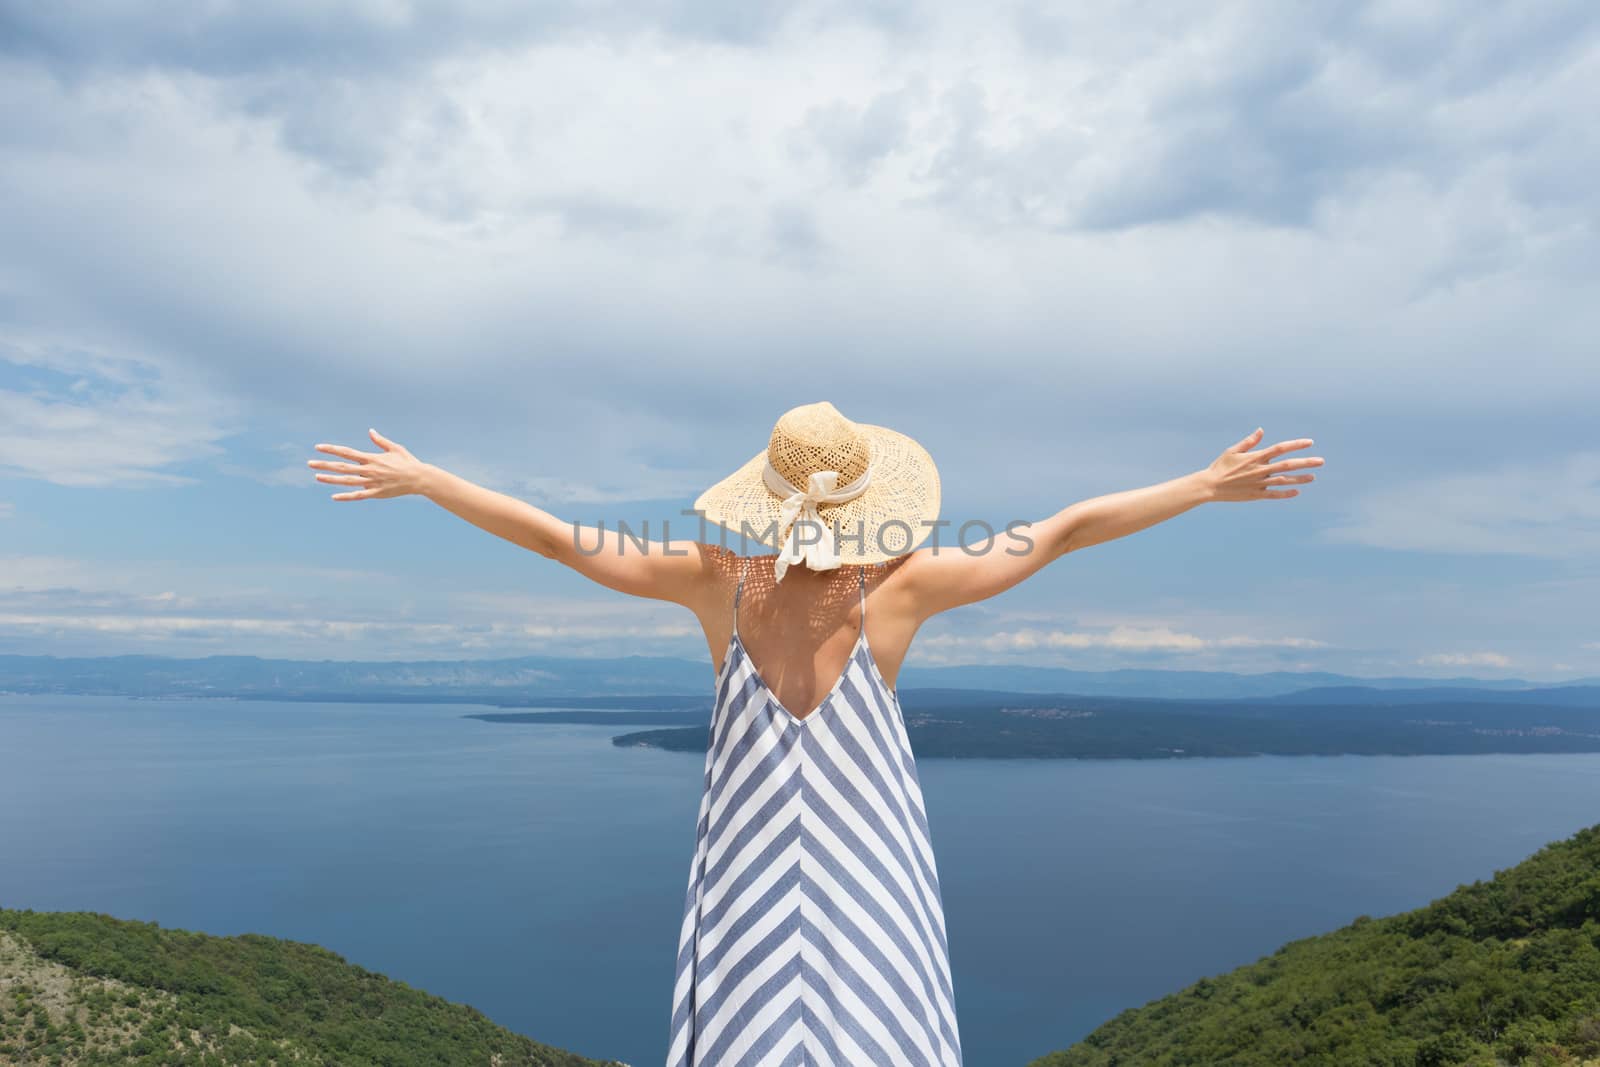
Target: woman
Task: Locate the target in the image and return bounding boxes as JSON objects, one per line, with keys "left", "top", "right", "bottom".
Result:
{"left": 308, "top": 401, "right": 1321, "bottom": 1066}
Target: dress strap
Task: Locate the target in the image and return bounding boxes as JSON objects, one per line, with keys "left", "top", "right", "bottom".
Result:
{"left": 857, "top": 565, "right": 866, "bottom": 626}
{"left": 732, "top": 556, "right": 747, "bottom": 639}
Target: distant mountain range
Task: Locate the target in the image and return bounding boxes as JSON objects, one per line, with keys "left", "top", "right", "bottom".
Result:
{"left": 3, "top": 651, "right": 1595, "bottom": 702}
{"left": 9, "top": 651, "right": 1600, "bottom": 761}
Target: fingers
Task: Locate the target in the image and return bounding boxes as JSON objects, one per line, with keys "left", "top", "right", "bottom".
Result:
{"left": 1229, "top": 427, "right": 1264, "bottom": 453}
{"left": 1263, "top": 474, "right": 1316, "bottom": 486}
{"left": 1260, "top": 456, "right": 1325, "bottom": 476}
{"left": 1262, "top": 489, "right": 1299, "bottom": 499}
{"left": 308, "top": 438, "right": 392, "bottom": 499}
{"left": 313, "top": 443, "right": 378, "bottom": 462}
{"left": 1257, "top": 437, "right": 1315, "bottom": 461}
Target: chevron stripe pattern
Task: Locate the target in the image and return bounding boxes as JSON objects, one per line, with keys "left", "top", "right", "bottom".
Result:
{"left": 666, "top": 569, "right": 962, "bottom": 1066}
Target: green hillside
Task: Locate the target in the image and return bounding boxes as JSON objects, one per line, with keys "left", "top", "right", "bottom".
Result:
{"left": 0, "top": 907, "right": 626, "bottom": 1066}
{"left": 1034, "top": 823, "right": 1600, "bottom": 1067}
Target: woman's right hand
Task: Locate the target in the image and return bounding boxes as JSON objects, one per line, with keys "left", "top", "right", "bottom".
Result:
{"left": 1202, "top": 427, "right": 1323, "bottom": 502}
{"left": 307, "top": 427, "right": 430, "bottom": 501}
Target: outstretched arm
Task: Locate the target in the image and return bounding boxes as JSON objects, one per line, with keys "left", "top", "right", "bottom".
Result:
{"left": 308, "top": 429, "right": 714, "bottom": 607}
{"left": 891, "top": 427, "right": 1323, "bottom": 620}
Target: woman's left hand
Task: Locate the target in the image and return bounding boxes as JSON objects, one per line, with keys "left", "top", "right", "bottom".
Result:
{"left": 307, "top": 428, "right": 429, "bottom": 500}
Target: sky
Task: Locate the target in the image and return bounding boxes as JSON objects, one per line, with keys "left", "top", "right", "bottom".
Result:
{"left": 0, "top": 1, "right": 1596, "bottom": 681}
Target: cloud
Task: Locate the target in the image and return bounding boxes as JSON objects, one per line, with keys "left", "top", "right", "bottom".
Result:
{"left": 765, "top": 202, "right": 829, "bottom": 267}
{"left": 0, "top": 609, "right": 697, "bottom": 650}
{"left": 918, "top": 0, "right": 1600, "bottom": 233}
{"left": 0, "top": 331, "right": 241, "bottom": 488}
{"left": 0, "top": 555, "right": 402, "bottom": 608}
{"left": 0, "top": 556, "right": 701, "bottom": 656}
{"left": 0, "top": 0, "right": 906, "bottom": 190}
{"left": 0, "top": 1, "right": 852, "bottom": 76}
{"left": 1416, "top": 651, "right": 1513, "bottom": 668}
{"left": 1323, "top": 452, "right": 1600, "bottom": 558}
{"left": 0, "top": 500, "right": 13, "bottom": 518}
{"left": 0, "top": 554, "right": 106, "bottom": 591}
{"left": 794, "top": 85, "right": 918, "bottom": 186}
{"left": 917, "top": 624, "right": 1329, "bottom": 655}
{"left": 522, "top": 193, "right": 673, "bottom": 238}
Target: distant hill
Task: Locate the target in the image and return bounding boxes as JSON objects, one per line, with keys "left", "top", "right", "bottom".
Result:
{"left": 0, "top": 651, "right": 714, "bottom": 700}
{"left": 590, "top": 688, "right": 1600, "bottom": 759}
{"left": 3, "top": 651, "right": 1592, "bottom": 701}
{"left": 0, "top": 907, "right": 627, "bottom": 1066}
{"left": 1231, "top": 684, "right": 1600, "bottom": 708}
{"left": 1032, "top": 822, "right": 1600, "bottom": 1066}
{"left": 895, "top": 665, "right": 1594, "bottom": 700}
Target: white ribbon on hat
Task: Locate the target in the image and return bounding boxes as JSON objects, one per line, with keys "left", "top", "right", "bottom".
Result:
{"left": 762, "top": 458, "right": 873, "bottom": 583}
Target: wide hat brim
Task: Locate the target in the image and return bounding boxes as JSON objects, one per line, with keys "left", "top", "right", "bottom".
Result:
{"left": 694, "top": 423, "right": 941, "bottom": 565}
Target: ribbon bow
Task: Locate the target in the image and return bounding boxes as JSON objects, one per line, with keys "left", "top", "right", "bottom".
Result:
{"left": 762, "top": 459, "right": 872, "bottom": 583}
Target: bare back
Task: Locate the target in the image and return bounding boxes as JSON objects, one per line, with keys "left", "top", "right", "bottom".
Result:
{"left": 696, "top": 550, "right": 921, "bottom": 721}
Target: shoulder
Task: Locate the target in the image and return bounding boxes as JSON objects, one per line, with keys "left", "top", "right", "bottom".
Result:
{"left": 687, "top": 546, "right": 770, "bottom": 612}
{"left": 862, "top": 553, "right": 912, "bottom": 603}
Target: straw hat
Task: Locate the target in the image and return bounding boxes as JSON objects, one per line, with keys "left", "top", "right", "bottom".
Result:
{"left": 695, "top": 401, "right": 941, "bottom": 579}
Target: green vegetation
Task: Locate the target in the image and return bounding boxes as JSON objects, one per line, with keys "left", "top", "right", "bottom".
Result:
{"left": 0, "top": 908, "right": 625, "bottom": 1066}
{"left": 1034, "top": 823, "right": 1600, "bottom": 1066}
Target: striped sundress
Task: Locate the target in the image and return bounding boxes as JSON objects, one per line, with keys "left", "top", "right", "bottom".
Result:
{"left": 667, "top": 559, "right": 962, "bottom": 1066}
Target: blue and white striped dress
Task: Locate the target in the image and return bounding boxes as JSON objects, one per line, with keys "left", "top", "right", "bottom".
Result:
{"left": 667, "top": 559, "right": 962, "bottom": 1066}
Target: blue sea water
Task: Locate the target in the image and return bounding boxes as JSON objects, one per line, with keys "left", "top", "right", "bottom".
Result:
{"left": 1, "top": 693, "right": 1597, "bottom": 1066}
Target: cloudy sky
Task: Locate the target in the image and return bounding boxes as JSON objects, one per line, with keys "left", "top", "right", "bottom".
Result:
{"left": 1, "top": 1, "right": 1596, "bottom": 681}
